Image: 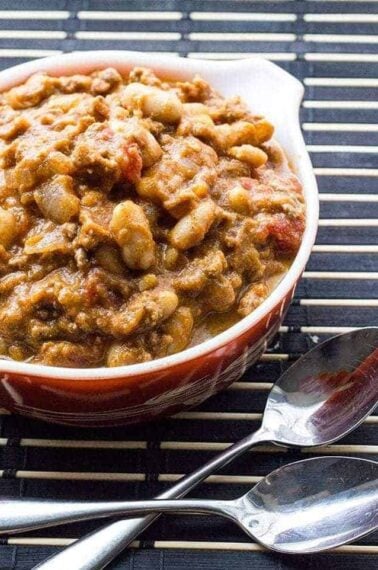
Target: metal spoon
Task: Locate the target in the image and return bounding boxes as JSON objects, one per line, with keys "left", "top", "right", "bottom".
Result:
{"left": 2, "top": 456, "right": 378, "bottom": 554}
{"left": 34, "top": 327, "right": 378, "bottom": 569}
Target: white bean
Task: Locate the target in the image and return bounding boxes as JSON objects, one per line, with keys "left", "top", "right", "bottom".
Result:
{"left": 215, "top": 120, "right": 273, "bottom": 150}
{"left": 34, "top": 175, "right": 80, "bottom": 224}
{"left": 170, "top": 199, "right": 216, "bottom": 250}
{"left": 228, "top": 185, "right": 251, "bottom": 215}
{"left": 164, "top": 306, "right": 194, "bottom": 354}
{"left": 123, "top": 83, "right": 183, "bottom": 123}
{"left": 154, "top": 290, "right": 179, "bottom": 321}
{"left": 228, "top": 145, "right": 268, "bottom": 168}
{"left": 110, "top": 200, "right": 155, "bottom": 270}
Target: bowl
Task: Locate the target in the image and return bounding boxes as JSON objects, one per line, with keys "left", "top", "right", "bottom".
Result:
{"left": 0, "top": 51, "right": 318, "bottom": 426}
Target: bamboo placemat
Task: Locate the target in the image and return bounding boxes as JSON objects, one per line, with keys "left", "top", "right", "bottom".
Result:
{"left": 0, "top": 1, "right": 377, "bottom": 568}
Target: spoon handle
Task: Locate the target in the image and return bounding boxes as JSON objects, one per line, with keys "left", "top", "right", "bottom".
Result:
{"left": 34, "top": 427, "right": 268, "bottom": 570}
{"left": 0, "top": 497, "right": 232, "bottom": 534}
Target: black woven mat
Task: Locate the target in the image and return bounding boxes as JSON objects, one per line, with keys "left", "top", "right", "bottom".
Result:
{"left": 0, "top": 1, "right": 377, "bottom": 569}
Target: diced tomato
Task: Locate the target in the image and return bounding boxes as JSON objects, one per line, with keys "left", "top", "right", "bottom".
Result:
{"left": 240, "top": 177, "right": 259, "bottom": 192}
{"left": 97, "top": 126, "right": 143, "bottom": 184}
{"left": 263, "top": 213, "right": 305, "bottom": 254}
{"left": 83, "top": 275, "right": 101, "bottom": 306}
{"left": 121, "top": 142, "right": 143, "bottom": 183}
{"left": 241, "top": 177, "right": 273, "bottom": 200}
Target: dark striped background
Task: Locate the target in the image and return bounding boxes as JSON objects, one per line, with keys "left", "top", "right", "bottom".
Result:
{"left": 0, "top": 1, "right": 377, "bottom": 569}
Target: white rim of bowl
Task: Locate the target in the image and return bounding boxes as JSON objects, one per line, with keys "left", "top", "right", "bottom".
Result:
{"left": 0, "top": 51, "right": 319, "bottom": 380}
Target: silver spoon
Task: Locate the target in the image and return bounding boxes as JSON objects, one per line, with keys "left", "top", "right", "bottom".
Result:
{"left": 35, "top": 327, "right": 378, "bottom": 569}
{"left": 2, "top": 456, "right": 378, "bottom": 554}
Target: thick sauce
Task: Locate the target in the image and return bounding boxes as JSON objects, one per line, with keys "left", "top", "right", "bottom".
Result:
{"left": 0, "top": 67, "right": 305, "bottom": 367}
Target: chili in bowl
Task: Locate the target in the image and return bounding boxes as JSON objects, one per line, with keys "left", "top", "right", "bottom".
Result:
{"left": 0, "top": 51, "right": 318, "bottom": 426}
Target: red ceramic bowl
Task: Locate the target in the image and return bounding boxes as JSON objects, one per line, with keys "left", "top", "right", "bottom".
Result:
{"left": 0, "top": 52, "right": 319, "bottom": 426}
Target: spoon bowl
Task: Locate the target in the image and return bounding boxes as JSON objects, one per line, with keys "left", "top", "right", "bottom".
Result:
{"left": 262, "top": 327, "right": 378, "bottom": 446}
{"left": 1, "top": 457, "right": 377, "bottom": 554}
{"left": 235, "top": 456, "right": 378, "bottom": 552}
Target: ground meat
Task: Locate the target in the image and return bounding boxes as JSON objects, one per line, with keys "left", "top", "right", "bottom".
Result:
{"left": 136, "top": 135, "right": 218, "bottom": 218}
{"left": 238, "top": 283, "right": 268, "bottom": 317}
{"left": 0, "top": 66, "right": 305, "bottom": 367}
{"left": 40, "top": 338, "right": 106, "bottom": 367}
